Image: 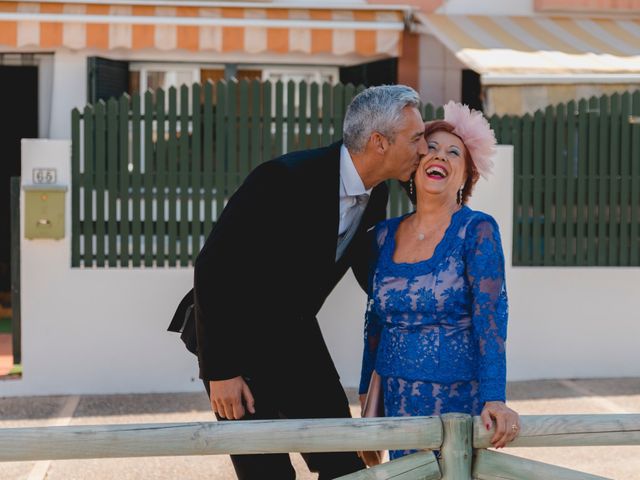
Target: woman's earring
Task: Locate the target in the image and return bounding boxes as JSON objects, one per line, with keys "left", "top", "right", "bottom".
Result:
{"left": 457, "top": 185, "right": 464, "bottom": 205}
{"left": 409, "top": 177, "right": 414, "bottom": 197}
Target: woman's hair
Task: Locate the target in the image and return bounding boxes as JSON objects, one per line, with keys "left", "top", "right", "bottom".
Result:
{"left": 343, "top": 85, "right": 421, "bottom": 153}
{"left": 401, "top": 120, "right": 480, "bottom": 205}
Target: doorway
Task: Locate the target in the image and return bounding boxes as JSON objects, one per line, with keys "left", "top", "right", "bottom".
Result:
{"left": 0, "top": 65, "right": 37, "bottom": 376}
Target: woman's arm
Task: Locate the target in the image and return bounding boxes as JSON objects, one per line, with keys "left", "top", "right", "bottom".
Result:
{"left": 466, "top": 216, "right": 508, "bottom": 404}
{"left": 359, "top": 297, "right": 383, "bottom": 397}
{"left": 359, "top": 226, "right": 386, "bottom": 398}
{"left": 466, "top": 216, "right": 519, "bottom": 447}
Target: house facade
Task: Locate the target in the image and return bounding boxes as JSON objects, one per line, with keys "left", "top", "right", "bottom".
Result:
{"left": 0, "top": 0, "right": 415, "bottom": 296}
{"left": 1, "top": 0, "right": 639, "bottom": 396}
{"left": 380, "top": 0, "right": 640, "bottom": 115}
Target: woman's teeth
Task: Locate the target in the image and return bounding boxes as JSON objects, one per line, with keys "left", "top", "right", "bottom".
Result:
{"left": 426, "top": 166, "right": 447, "bottom": 178}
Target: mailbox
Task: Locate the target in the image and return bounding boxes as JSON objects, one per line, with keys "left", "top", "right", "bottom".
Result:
{"left": 24, "top": 185, "right": 67, "bottom": 239}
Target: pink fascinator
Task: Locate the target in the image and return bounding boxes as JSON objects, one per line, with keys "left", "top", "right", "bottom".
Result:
{"left": 443, "top": 101, "right": 496, "bottom": 179}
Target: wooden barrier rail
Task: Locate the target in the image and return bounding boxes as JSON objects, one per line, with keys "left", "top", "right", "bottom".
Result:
{"left": 0, "top": 417, "right": 442, "bottom": 461}
{"left": 473, "top": 414, "right": 640, "bottom": 448}
{"left": 2, "top": 414, "right": 639, "bottom": 479}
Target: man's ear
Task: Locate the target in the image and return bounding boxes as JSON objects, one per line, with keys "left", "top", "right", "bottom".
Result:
{"left": 370, "top": 132, "right": 387, "bottom": 155}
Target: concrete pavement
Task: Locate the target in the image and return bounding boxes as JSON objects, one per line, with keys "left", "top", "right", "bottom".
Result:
{"left": 1, "top": 378, "right": 639, "bottom": 479}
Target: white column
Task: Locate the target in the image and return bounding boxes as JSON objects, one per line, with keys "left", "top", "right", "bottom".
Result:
{"left": 468, "top": 145, "right": 514, "bottom": 266}
{"left": 49, "top": 51, "right": 87, "bottom": 140}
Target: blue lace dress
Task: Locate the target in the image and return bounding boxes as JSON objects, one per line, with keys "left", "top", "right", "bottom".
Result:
{"left": 359, "top": 206, "right": 508, "bottom": 460}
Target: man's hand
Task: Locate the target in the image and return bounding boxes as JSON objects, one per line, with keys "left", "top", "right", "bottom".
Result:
{"left": 209, "top": 377, "right": 256, "bottom": 420}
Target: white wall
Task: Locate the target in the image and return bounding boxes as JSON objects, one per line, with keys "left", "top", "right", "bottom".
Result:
{"left": 418, "top": 34, "right": 464, "bottom": 107}
{"left": 322, "top": 145, "right": 640, "bottom": 385}
{"left": 2, "top": 142, "right": 639, "bottom": 397}
{"left": 1, "top": 140, "right": 197, "bottom": 397}
{"left": 436, "top": 0, "right": 534, "bottom": 15}
{"left": 37, "top": 55, "right": 54, "bottom": 139}
{"left": 469, "top": 146, "right": 640, "bottom": 381}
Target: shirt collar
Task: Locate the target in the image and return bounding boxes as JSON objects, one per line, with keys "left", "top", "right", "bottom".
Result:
{"left": 340, "top": 144, "right": 372, "bottom": 197}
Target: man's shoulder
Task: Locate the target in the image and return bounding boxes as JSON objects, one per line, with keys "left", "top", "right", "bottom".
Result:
{"left": 272, "top": 142, "right": 341, "bottom": 173}
{"left": 372, "top": 179, "right": 389, "bottom": 197}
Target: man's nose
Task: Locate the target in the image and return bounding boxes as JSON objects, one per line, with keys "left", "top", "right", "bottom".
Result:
{"left": 417, "top": 136, "right": 428, "bottom": 155}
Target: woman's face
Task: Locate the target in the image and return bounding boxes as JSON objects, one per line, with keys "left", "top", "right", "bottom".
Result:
{"left": 415, "top": 130, "right": 467, "bottom": 204}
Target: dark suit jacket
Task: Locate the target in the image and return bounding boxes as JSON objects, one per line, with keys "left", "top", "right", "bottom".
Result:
{"left": 169, "top": 142, "right": 388, "bottom": 382}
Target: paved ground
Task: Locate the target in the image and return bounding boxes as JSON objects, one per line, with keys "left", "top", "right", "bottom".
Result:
{"left": 0, "top": 378, "right": 638, "bottom": 480}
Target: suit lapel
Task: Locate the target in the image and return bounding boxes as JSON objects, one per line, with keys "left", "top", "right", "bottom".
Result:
{"left": 360, "top": 183, "right": 386, "bottom": 232}
{"left": 337, "top": 181, "right": 387, "bottom": 267}
{"left": 308, "top": 143, "right": 386, "bottom": 272}
{"left": 312, "top": 142, "right": 341, "bottom": 272}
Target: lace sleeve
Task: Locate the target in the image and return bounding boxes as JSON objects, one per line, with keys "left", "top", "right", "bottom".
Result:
{"left": 358, "top": 224, "right": 387, "bottom": 394}
{"left": 359, "top": 296, "right": 383, "bottom": 394}
{"left": 465, "top": 216, "right": 508, "bottom": 404}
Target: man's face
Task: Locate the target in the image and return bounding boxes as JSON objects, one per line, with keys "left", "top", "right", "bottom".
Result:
{"left": 382, "top": 106, "right": 427, "bottom": 182}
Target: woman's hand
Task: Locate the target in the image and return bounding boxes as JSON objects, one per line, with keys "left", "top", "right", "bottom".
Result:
{"left": 480, "top": 401, "right": 520, "bottom": 448}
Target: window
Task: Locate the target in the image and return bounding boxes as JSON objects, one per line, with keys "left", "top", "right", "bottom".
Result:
{"left": 129, "top": 63, "right": 201, "bottom": 113}
{"left": 260, "top": 65, "right": 339, "bottom": 116}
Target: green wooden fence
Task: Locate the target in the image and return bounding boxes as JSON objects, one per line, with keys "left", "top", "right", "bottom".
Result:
{"left": 71, "top": 80, "right": 440, "bottom": 268}
{"left": 490, "top": 90, "right": 640, "bottom": 266}
{"left": 71, "top": 81, "right": 639, "bottom": 268}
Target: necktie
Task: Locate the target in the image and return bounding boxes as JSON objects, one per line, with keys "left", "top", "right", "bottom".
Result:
{"left": 336, "top": 193, "right": 369, "bottom": 261}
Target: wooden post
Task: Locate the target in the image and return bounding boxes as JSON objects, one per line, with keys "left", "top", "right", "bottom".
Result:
{"left": 440, "top": 413, "right": 472, "bottom": 480}
{"left": 473, "top": 449, "right": 611, "bottom": 480}
{"left": 336, "top": 451, "right": 441, "bottom": 480}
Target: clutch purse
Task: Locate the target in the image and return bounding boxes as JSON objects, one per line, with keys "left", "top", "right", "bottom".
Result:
{"left": 358, "top": 370, "right": 385, "bottom": 467}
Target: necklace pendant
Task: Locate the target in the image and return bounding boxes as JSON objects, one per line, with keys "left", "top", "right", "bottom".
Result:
{"left": 418, "top": 233, "right": 425, "bottom": 241}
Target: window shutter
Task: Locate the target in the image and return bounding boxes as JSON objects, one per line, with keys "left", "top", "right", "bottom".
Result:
{"left": 339, "top": 58, "right": 398, "bottom": 88}
{"left": 87, "top": 57, "right": 130, "bottom": 103}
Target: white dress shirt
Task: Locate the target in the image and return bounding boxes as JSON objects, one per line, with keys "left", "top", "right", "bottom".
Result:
{"left": 336, "top": 145, "right": 372, "bottom": 260}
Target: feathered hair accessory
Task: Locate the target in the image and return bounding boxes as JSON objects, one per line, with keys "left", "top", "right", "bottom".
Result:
{"left": 443, "top": 101, "right": 496, "bottom": 179}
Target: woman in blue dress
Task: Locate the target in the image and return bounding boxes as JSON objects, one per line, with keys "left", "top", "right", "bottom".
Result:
{"left": 359, "top": 102, "right": 520, "bottom": 461}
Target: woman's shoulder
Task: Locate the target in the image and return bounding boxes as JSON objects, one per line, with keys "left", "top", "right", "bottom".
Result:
{"left": 372, "top": 215, "right": 404, "bottom": 248}
{"left": 372, "top": 218, "right": 394, "bottom": 245}
{"left": 459, "top": 207, "right": 501, "bottom": 242}
{"left": 460, "top": 207, "right": 499, "bottom": 229}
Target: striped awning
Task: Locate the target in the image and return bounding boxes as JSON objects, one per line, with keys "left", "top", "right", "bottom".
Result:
{"left": 415, "top": 13, "right": 640, "bottom": 78}
{"left": 0, "top": 1, "right": 405, "bottom": 56}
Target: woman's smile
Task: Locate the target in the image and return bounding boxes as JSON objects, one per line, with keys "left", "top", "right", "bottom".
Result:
{"left": 424, "top": 163, "right": 449, "bottom": 180}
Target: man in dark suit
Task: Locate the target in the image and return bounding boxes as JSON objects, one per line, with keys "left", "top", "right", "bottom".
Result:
{"left": 173, "top": 85, "right": 427, "bottom": 479}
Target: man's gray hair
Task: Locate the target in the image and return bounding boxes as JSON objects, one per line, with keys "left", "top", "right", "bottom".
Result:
{"left": 343, "top": 85, "right": 421, "bottom": 153}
